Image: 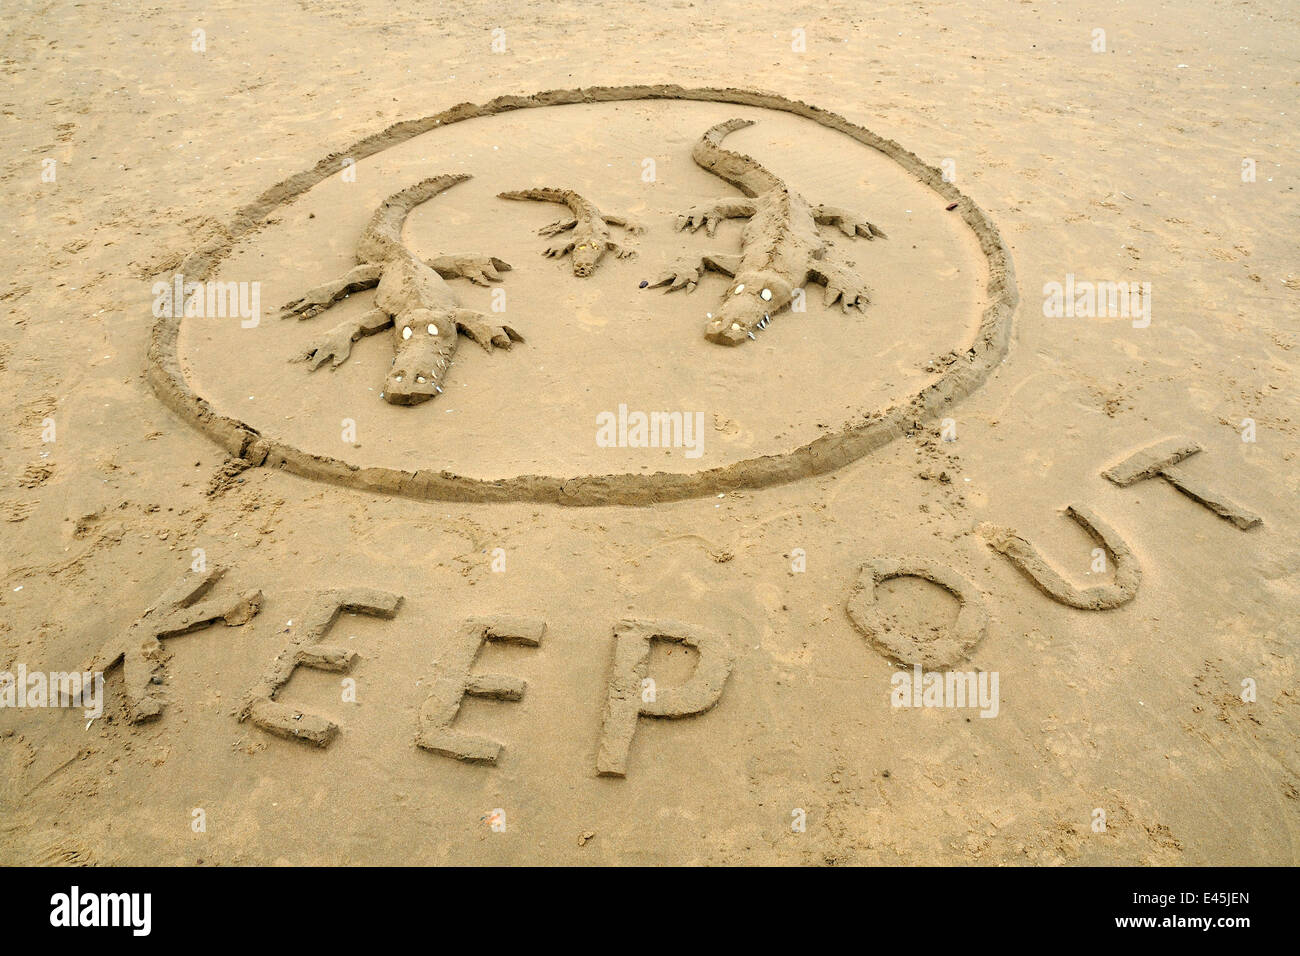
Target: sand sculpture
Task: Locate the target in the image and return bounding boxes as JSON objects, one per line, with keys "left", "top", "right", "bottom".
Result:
{"left": 978, "top": 505, "right": 1142, "bottom": 611}
{"left": 148, "top": 86, "right": 1018, "bottom": 505}
{"left": 497, "top": 187, "right": 642, "bottom": 276}
{"left": 846, "top": 557, "right": 989, "bottom": 668}
{"left": 86, "top": 566, "right": 263, "bottom": 723}
{"left": 240, "top": 588, "right": 403, "bottom": 747}
{"left": 1102, "top": 437, "right": 1263, "bottom": 530}
{"left": 86, "top": 573, "right": 734, "bottom": 778}
{"left": 415, "top": 616, "right": 547, "bottom": 764}
{"left": 596, "top": 619, "right": 734, "bottom": 778}
{"left": 648, "top": 118, "right": 886, "bottom": 345}
{"left": 280, "top": 174, "right": 522, "bottom": 405}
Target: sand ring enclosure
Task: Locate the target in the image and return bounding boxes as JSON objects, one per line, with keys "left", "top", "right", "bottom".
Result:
{"left": 151, "top": 86, "right": 1018, "bottom": 506}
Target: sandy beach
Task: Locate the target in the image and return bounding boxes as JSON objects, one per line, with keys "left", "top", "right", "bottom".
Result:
{"left": 0, "top": 0, "right": 1296, "bottom": 866}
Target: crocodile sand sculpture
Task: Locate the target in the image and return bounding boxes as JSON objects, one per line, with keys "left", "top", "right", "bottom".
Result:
{"left": 497, "top": 187, "right": 642, "bottom": 277}
{"left": 280, "top": 174, "right": 522, "bottom": 405}
{"left": 648, "top": 118, "right": 887, "bottom": 345}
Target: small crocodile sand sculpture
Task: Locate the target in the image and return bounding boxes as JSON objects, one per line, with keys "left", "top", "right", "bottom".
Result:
{"left": 648, "top": 118, "right": 887, "bottom": 345}
{"left": 280, "top": 174, "right": 521, "bottom": 405}
{"left": 497, "top": 187, "right": 642, "bottom": 277}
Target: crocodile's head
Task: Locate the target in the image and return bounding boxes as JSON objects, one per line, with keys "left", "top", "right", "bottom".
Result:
{"left": 382, "top": 309, "right": 454, "bottom": 405}
{"left": 705, "top": 271, "right": 794, "bottom": 346}
{"left": 571, "top": 240, "right": 604, "bottom": 278}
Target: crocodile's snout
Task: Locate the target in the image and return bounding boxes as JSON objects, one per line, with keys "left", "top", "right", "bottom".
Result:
{"left": 706, "top": 273, "right": 791, "bottom": 345}
{"left": 705, "top": 320, "right": 753, "bottom": 346}
{"left": 571, "top": 244, "right": 601, "bottom": 278}
{"left": 384, "top": 363, "right": 441, "bottom": 404}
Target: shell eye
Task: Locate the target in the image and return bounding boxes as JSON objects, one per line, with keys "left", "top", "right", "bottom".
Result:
{"left": 760, "top": 288, "right": 772, "bottom": 301}
{"left": 733, "top": 284, "right": 745, "bottom": 294}
{"left": 402, "top": 327, "right": 412, "bottom": 340}
{"left": 427, "top": 324, "right": 438, "bottom": 335}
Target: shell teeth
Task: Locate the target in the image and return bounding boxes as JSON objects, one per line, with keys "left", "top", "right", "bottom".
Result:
{"left": 746, "top": 331, "right": 756, "bottom": 340}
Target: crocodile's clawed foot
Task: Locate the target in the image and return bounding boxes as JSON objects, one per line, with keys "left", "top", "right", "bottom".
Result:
{"left": 604, "top": 216, "right": 645, "bottom": 235}
{"left": 429, "top": 254, "right": 512, "bottom": 286}
{"left": 675, "top": 200, "right": 756, "bottom": 237}
{"left": 279, "top": 289, "right": 336, "bottom": 321}
{"left": 456, "top": 310, "right": 524, "bottom": 351}
{"left": 676, "top": 210, "right": 725, "bottom": 237}
{"left": 815, "top": 205, "right": 887, "bottom": 240}
{"left": 823, "top": 282, "right": 872, "bottom": 313}
{"left": 647, "top": 259, "right": 705, "bottom": 293}
{"left": 537, "top": 218, "right": 578, "bottom": 237}
{"left": 543, "top": 240, "right": 576, "bottom": 259}
{"left": 294, "top": 308, "right": 388, "bottom": 370}
{"left": 809, "top": 257, "right": 873, "bottom": 314}
{"left": 278, "top": 282, "right": 355, "bottom": 320}
{"left": 294, "top": 323, "right": 356, "bottom": 370}
{"left": 278, "top": 264, "right": 383, "bottom": 320}
{"left": 609, "top": 242, "right": 636, "bottom": 260}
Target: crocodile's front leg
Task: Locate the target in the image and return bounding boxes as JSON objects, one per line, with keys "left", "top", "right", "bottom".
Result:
{"left": 812, "top": 204, "right": 887, "bottom": 240}
{"left": 645, "top": 253, "right": 742, "bottom": 293}
{"left": 278, "top": 263, "right": 384, "bottom": 320}
{"left": 294, "top": 308, "right": 392, "bottom": 369}
{"left": 538, "top": 219, "right": 578, "bottom": 237}
{"left": 426, "top": 254, "right": 512, "bottom": 286}
{"left": 454, "top": 308, "right": 524, "bottom": 351}
{"left": 807, "top": 249, "right": 873, "bottom": 313}
{"left": 676, "top": 199, "right": 758, "bottom": 237}
{"left": 602, "top": 214, "right": 644, "bottom": 235}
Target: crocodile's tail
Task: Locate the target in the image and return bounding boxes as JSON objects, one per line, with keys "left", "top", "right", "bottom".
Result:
{"left": 692, "top": 119, "right": 783, "bottom": 198}
{"left": 357, "top": 174, "right": 471, "bottom": 263}
{"left": 497, "top": 187, "right": 591, "bottom": 222}
{"left": 702, "top": 117, "right": 757, "bottom": 145}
